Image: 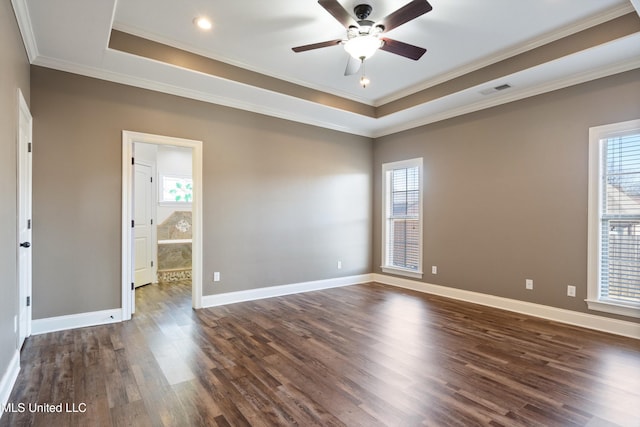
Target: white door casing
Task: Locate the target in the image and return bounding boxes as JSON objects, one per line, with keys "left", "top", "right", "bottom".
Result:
{"left": 17, "top": 89, "right": 32, "bottom": 348}
{"left": 121, "top": 131, "right": 203, "bottom": 321}
{"left": 134, "top": 162, "right": 154, "bottom": 287}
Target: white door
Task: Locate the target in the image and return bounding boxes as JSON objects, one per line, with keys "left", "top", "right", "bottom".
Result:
{"left": 17, "top": 90, "right": 32, "bottom": 348}
{"left": 134, "top": 162, "right": 154, "bottom": 288}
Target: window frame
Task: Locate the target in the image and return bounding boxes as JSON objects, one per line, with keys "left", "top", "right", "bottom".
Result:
{"left": 587, "top": 119, "right": 640, "bottom": 318}
{"left": 159, "top": 174, "right": 193, "bottom": 206}
{"left": 381, "top": 158, "right": 424, "bottom": 279}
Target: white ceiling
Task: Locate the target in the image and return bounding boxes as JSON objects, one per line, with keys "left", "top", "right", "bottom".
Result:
{"left": 12, "top": 0, "right": 640, "bottom": 137}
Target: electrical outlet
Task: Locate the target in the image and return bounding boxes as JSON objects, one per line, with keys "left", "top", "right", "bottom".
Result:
{"left": 567, "top": 285, "right": 576, "bottom": 297}
{"left": 525, "top": 279, "right": 533, "bottom": 290}
{"left": 213, "top": 272, "right": 220, "bottom": 282}
{"left": 432, "top": 266, "right": 437, "bottom": 274}
{"left": 337, "top": 260, "right": 342, "bottom": 269}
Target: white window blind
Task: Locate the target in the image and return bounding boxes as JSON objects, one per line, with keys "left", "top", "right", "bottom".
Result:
{"left": 382, "top": 159, "right": 423, "bottom": 278}
{"left": 600, "top": 133, "right": 640, "bottom": 304}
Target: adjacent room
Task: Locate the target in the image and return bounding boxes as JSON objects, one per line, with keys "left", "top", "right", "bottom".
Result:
{"left": 1, "top": 0, "right": 639, "bottom": 425}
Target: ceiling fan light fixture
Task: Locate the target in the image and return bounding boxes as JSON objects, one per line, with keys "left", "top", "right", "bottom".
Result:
{"left": 359, "top": 58, "right": 370, "bottom": 89}
{"left": 344, "top": 35, "right": 382, "bottom": 60}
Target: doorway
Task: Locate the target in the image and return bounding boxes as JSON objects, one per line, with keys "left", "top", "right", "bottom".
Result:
{"left": 122, "top": 131, "right": 203, "bottom": 320}
{"left": 17, "top": 89, "right": 32, "bottom": 347}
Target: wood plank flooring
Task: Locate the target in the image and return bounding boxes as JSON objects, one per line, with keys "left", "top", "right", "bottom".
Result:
{"left": 2, "top": 281, "right": 639, "bottom": 426}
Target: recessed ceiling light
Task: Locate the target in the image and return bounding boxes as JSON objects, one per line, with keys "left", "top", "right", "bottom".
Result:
{"left": 193, "top": 17, "right": 212, "bottom": 30}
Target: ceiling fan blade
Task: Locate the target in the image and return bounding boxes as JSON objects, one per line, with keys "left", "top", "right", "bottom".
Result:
{"left": 378, "top": 0, "right": 432, "bottom": 32}
{"left": 318, "top": 0, "right": 356, "bottom": 28}
{"left": 292, "top": 39, "right": 342, "bottom": 53}
{"left": 379, "top": 38, "right": 426, "bottom": 60}
{"left": 344, "top": 55, "right": 361, "bottom": 76}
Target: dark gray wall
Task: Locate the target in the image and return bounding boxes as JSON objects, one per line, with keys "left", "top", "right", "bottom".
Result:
{"left": 374, "top": 69, "right": 640, "bottom": 322}
{"left": 30, "top": 66, "right": 373, "bottom": 319}
{"left": 0, "top": 1, "right": 30, "bottom": 386}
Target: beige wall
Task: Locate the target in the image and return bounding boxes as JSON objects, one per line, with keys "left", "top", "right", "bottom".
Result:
{"left": 0, "top": 1, "right": 30, "bottom": 387}
{"left": 30, "top": 66, "right": 373, "bottom": 319}
{"left": 25, "top": 49, "right": 640, "bottom": 324}
{"left": 374, "top": 68, "right": 640, "bottom": 322}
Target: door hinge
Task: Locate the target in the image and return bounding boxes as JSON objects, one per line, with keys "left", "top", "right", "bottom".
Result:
{"left": 27, "top": 219, "right": 31, "bottom": 229}
{"left": 150, "top": 219, "right": 153, "bottom": 225}
{"left": 132, "top": 157, "right": 135, "bottom": 165}
{"left": 151, "top": 261, "right": 154, "bottom": 267}
{"left": 150, "top": 177, "right": 153, "bottom": 183}
{"left": 131, "top": 220, "right": 134, "bottom": 228}
{"left": 28, "top": 142, "right": 32, "bottom": 153}
{"left": 131, "top": 282, "right": 134, "bottom": 290}
{"left": 26, "top": 296, "right": 31, "bottom": 307}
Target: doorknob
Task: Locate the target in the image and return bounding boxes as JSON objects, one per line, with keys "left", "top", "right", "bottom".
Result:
{"left": 20, "top": 242, "right": 31, "bottom": 248}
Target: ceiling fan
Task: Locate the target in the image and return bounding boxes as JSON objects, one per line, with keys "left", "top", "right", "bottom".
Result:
{"left": 292, "top": 0, "right": 433, "bottom": 82}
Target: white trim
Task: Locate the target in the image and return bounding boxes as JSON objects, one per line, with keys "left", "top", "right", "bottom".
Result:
{"left": 381, "top": 158, "right": 423, "bottom": 278}
{"left": 158, "top": 239, "right": 192, "bottom": 244}
{"left": 374, "top": 2, "right": 635, "bottom": 106}
{"left": 631, "top": 0, "right": 640, "bottom": 18}
{"left": 587, "top": 119, "right": 640, "bottom": 317}
{"left": 381, "top": 267, "right": 423, "bottom": 279}
{"left": 373, "top": 54, "right": 640, "bottom": 138}
{"left": 110, "top": 22, "right": 373, "bottom": 107}
{"left": 201, "top": 274, "right": 373, "bottom": 308}
{"left": 586, "top": 299, "right": 640, "bottom": 319}
{"left": 110, "top": 2, "right": 634, "bottom": 109}
{"left": 0, "top": 351, "right": 20, "bottom": 420}
{"left": 122, "top": 131, "right": 203, "bottom": 320}
{"left": 373, "top": 274, "right": 640, "bottom": 340}
{"left": 31, "top": 309, "right": 122, "bottom": 335}
{"left": 10, "top": 0, "right": 39, "bottom": 62}
{"left": 587, "top": 124, "right": 602, "bottom": 305}
{"left": 28, "top": 34, "right": 640, "bottom": 140}
{"left": 32, "top": 55, "right": 374, "bottom": 138}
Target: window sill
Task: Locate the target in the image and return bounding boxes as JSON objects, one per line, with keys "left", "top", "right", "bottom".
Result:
{"left": 381, "top": 266, "right": 423, "bottom": 279}
{"left": 585, "top": 299, "right": 640, "bottom": 319}
{"left": 159, "top": 202, "right": 192, "bottom": 207}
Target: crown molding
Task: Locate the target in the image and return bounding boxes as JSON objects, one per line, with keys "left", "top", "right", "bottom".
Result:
{"left": 111, "top": 22, "right": 374, "bottom": 106}
{"left": 375, "top": 3, "right": 636, "bottom": 107}
{"left": 373, "top": 54, "right": 640, "bottom": 138}
{"left": 11, "top": 0, "right": 39, "bottom": 62}
{"left": 31, "top": 54, "right": 375, "bottom": 137}
{"left": 631, "top": 0, "right": 640, "bottom": 17}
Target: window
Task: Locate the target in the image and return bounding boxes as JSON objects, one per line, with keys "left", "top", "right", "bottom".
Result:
{"left": 382, "top": 158, "right": 423, "bottom": 278}
{"left": 160, "top": 175, "right": 193, "bottom": 204}
{"left": 588, "top": 119, "right": 640, "bottom": 318}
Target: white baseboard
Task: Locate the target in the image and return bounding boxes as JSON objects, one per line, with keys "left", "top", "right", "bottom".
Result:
{"left": 31, "top": 308, "right": 122, "bottom": 335}
{"left": 201, "top": 274, "right": 374, "bottom": 308}
{"left": 0, "top": 350, "right": 20, "bottom": 420}
{"left": 26, "top": 275, "right": 638, "bottom": 340}
{"left": 373, "top": 273, "right": 640, "bottom": 340}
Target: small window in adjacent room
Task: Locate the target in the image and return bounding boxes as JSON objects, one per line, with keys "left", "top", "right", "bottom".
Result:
{"left": 160, "top": 175, "right": 193, "bottom": 204}
{"left": 587, "top": 119, "right": 640, "bottom": 318}
{"left": 381, "top": 158, "right": 423, "bottom": 279}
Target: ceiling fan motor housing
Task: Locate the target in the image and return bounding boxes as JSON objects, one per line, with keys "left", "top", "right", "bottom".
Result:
{"left": 354, "top": 4, "right": 372, "bottom": 20}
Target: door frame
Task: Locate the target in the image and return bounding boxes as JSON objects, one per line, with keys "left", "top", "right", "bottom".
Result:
{"left": 17, "top": 89, "right": 32, "bottom": 344}
{"left": 121, "top": 131, "right": 203, "bottom": 320}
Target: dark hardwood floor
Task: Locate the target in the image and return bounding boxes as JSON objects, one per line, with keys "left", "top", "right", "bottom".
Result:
{"left": 2, "top": 281, "right": 639, "bottom": 426}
